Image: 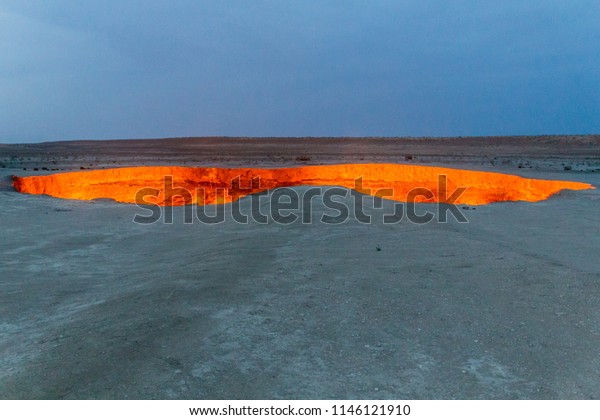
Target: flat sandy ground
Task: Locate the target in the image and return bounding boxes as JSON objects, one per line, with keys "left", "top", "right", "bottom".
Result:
{"left": 0, "top": 136, "right": 599, "bottom": 399}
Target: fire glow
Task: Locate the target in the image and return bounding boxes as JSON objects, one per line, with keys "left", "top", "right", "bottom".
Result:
{"left": 12, "top": 164, "right": 593, "bottom": 206}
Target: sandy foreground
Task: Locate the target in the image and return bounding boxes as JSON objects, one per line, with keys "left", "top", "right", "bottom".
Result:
{"left": 0, "top": 136, "right": 599, "bottom": 399}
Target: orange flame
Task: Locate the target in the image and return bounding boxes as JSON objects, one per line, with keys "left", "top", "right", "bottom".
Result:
{"left": 12, "top": 164, "right": 593, "bottom": 206}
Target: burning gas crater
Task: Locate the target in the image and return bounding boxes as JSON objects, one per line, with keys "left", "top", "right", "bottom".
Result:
{"left": 12, "top": 163, "right": 593, "bottom": 206}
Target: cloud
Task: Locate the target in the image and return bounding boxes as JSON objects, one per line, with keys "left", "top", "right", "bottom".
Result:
{"left": 1, "top": 0, "right": 599, "bottom": 142}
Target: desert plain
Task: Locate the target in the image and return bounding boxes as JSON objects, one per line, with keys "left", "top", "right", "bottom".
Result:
{"left": 0, "top": 136, "right": 599, "bottom": 399}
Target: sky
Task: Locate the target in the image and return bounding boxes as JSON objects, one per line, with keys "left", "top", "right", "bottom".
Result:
{"left": 1, "top": 0, "right": 599, "bottom": 143}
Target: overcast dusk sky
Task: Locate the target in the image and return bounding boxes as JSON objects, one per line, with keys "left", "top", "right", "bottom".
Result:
{"left": 1, "top": 0, "right": 599, "bottom": 143}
